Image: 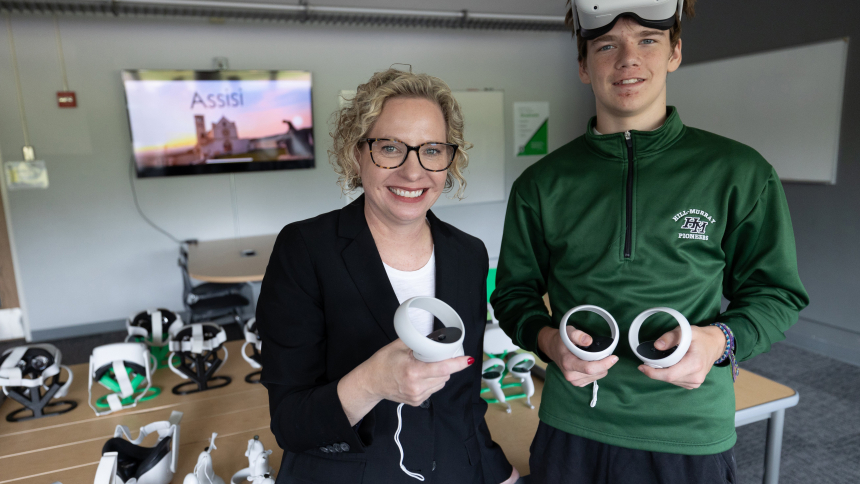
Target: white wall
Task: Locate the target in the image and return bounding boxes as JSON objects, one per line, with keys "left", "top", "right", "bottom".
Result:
{"left": 0, "top": 14, "right": 594, "bottom": 334}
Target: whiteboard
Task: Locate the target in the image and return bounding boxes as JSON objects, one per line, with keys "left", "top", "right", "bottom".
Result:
{"left": 339, "top": 90, "right": 506, "bottom": 206}
{"left": 667, "top": 38, "right": 848, "bottom": 184}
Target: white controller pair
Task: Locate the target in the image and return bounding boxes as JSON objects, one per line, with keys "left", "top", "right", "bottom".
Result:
{"left": 558, "top": 306, "right": 693, "bottom": 408}
{"left": 559, "top": 305, "right": 692, "bottom": 368}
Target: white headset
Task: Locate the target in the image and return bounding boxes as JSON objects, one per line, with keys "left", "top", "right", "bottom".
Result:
{"left": 0, "top": 344, "right": 73, "bottom": 398}
{"left": 96, "top": 410, "right": 183, "bottom": 484}
{"left": 126, "top": 308, "right": 184, "bottom": 348}
{"left": 167, "top": 323, "right": 229, "bottom": 378}
{"left": 571, "top": 0, "right": 684, "bottom": 40}
{"left": 0, "top": 344, "right": 76, "bottom": 421}
{"left": 88, "top": 342, "right": 156, "bottom": 416}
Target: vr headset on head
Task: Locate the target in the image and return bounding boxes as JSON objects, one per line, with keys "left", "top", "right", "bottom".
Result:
{"left": 572, "top": 0, "right": 685, "bottom": 40}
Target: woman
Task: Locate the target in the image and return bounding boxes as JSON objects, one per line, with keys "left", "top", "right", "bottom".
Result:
{"left": 256, "top": 69, "right": 519, "bottom": 483}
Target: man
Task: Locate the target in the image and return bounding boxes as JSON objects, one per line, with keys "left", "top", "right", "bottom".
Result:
{"left": 490, "top": 1, "right": 809, "bottom": 482}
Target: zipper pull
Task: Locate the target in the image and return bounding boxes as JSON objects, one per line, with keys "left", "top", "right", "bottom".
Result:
{"left": 624, "top": 130, "right": 633, "bottom": 147}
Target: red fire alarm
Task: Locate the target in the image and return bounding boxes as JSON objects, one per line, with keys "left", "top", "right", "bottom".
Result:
{"left": 57, "top": 91, "right": 77, "bottom": 108}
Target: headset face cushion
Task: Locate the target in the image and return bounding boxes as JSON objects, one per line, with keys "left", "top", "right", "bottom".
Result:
{"left": 174, "top": 325, "right": 221, "bottom": 343}
{"left": 93, "top": 361, "right": 148, "bottom": 382}
{"left": 134, "top": 434, "right": 173, "bottom": 479}
{"left": 0, "top": 348, "right": 54, "bottom": 379}
{"left": 131, "top": 309, "right": 178, "bottom": 333}
{"left": 102, "top": 435, "right": 172, "bottom": 481}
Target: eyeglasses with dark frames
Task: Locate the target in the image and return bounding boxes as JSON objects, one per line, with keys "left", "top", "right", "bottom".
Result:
{"left": 359, "top": 138, "right": 459, "bottom": 172}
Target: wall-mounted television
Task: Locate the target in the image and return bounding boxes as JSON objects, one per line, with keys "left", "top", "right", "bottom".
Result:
{"left": 122, "top": 70, "right": 314, "bottom": 177}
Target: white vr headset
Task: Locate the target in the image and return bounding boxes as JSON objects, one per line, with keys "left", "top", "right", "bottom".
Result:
{"left": 0, "top": 344, "right": 76, "bottom": 421}
{"left": 96, "top": 410, "right": 184, "bottom": 484}
{"left": 88, "top": 342, "right": 157, "bottom": 417}
{"left": 126, "top": 308, "right": 184, "bottom": 348}
{"left": 571, "top": 0, "right": 685, "bottom": 40}
{"left": 168, "top": 323, "right": 231, "bottom": 395}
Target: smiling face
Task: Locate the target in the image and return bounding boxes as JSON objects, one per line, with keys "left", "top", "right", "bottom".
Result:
{"left": 579, "top": 17, "right": 682, "bottom": 132}
{"left": 358, "top": 96, "right": 449, "bottom": 228}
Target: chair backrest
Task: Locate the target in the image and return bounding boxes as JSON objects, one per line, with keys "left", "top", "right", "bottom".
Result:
{"left": 178, "top": 246, "right": 193, "bottom": 305}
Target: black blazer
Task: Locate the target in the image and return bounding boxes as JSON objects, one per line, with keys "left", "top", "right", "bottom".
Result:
{"left": 257, "top": 195, "right": 513, "bottom": 484}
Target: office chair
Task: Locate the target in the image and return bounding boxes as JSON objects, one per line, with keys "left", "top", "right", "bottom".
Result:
{"left": 179, "top": 245, "right": 253, "bottom": 325}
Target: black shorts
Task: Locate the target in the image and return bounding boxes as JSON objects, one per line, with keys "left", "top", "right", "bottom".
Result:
{"left": 528, "top": 421, "right": 737, "bottom": 484}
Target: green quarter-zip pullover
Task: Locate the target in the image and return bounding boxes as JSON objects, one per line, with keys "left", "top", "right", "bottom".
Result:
{"left": 491, "top": 107, "right": 809, "bottom": 454}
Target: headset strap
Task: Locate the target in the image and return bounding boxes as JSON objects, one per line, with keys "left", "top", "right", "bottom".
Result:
{"left": 94, "top": 452, "right": 118, "bottom": 484}
{"left": 152, "top": 310, "right": 164, "bottom": 346}
{"left": 169, "top": 324, "right": 228, "bottom": 354}
{"left": 241, "top": 341, "right": 262, "bottom": 369}
{"left": 0, "top": 347, "right": 28, "bottom": 385}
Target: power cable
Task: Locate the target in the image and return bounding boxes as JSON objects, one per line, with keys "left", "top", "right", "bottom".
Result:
{"left": 5, "top": 14, "right": 31, "bottom": 153}
{"left": 53, "top": 15, "right": 69, "bottom": 91}
{"left": 128, "top": 157, "right": 182, "bottom": 244}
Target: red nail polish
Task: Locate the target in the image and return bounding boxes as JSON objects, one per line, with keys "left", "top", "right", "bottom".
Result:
{"left": 467, "top": 357, "right": 475, "bottom": 366}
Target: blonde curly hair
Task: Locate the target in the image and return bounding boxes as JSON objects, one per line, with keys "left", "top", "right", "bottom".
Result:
{"left": 329, "top": 68, "right": 471, "bottom": 199}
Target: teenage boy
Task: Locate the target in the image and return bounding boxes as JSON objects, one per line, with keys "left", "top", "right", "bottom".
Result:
{"left": 490, "top": 1, "right": 809, "bottom": 482}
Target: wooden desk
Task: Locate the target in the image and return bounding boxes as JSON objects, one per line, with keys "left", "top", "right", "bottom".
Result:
{"left": 734, "top": 368, "right": 799, "bottom": 484}
{"left": 186, "top": 234, "right": 277, "bottom": 283}
{"left": 0, "top": 340, "right": 275, "bottom": 484}
{"left": 0, "top": 344, "right": 797, "bottom": 484}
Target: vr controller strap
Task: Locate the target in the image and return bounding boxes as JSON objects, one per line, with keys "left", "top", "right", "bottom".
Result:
{"left": 152, "top": 310, "right": 164, "bottom": 346}
{"left": 395, "top": 403, "right": 425, "bottom": 481}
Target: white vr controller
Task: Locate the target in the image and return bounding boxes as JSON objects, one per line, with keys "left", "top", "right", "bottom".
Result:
{"left": 184, "top": 433, "right": 225, "bottom": 484}
{"left": 231, "top": 435, "right": 275, "bottom": 484}
{"left": 393, "top": 296, "right": 465, "bottom": 363}
{"left": 560, "top": 305, "right": 692, "bottom": 368}
{"left": 392, "top": 296, "right": 465, "bottom": 482}
{"left": 481, "top": 359, "right": 509, "bottom": 413}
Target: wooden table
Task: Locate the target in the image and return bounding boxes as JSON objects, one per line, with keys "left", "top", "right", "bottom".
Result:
{"left": 186, "top": 234, "right": 277, "bottom": 283}
{"left": 0, "top": 340, "right": 275, "bottom": 484}
{"left": 734, "top": 368, "right": 799, "bottom": 484}
{"left": 0, "top": 343, "right": 797, "bottom": 484}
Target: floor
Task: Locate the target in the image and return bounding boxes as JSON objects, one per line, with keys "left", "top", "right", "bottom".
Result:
{"left": 2, "top": 333, "right": 858, "bottom": 483}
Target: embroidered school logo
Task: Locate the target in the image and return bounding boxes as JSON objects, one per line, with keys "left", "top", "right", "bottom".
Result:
{"left": 681, "top": 217, "right": 708, "bottom": 234}
{"left": 672, "top": 209, "right": 715, "bottom": 241}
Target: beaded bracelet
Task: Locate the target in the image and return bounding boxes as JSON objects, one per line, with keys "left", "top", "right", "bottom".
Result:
{"left": 710, "top": 323, "right": 739, "bottom": 382}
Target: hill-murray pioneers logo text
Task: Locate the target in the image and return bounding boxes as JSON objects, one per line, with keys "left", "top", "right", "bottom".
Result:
{"left": 673, "top": 209, "right": 715, "bottom": 241}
